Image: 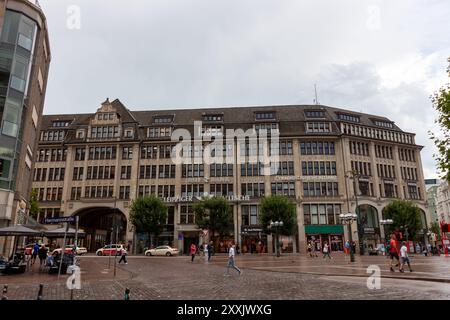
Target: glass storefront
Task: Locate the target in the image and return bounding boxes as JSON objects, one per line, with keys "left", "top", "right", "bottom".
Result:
{"left": 306, "top": 234, "right": 343, "bottom": 252}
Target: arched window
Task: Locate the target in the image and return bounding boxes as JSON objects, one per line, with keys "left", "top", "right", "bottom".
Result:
{"left": 357, "top": 204, "right": 379, "bottom": 228}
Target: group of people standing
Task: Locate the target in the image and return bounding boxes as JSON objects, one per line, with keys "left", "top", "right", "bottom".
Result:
{"left": 307, "top": 241, "right": 333, "bottom": 259}
{"left": 190, "top": 241, "right": 214, "bottom": 263}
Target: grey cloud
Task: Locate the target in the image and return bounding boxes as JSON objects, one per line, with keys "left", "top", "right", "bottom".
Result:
{"left": 38, "top": 0, "right": 449, "bottom": 177}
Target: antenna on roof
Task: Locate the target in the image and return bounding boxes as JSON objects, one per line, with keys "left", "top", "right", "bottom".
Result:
{"left": 313, "top": 84, "right": 319, "bottom": 105}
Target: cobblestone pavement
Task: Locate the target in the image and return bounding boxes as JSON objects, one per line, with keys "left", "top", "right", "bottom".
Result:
{"left": 1, "top": 254, "right": 450, "bottom": 300}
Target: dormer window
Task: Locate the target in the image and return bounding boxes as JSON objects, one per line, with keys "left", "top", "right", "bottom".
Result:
{"left": 305, "top": 110, "right": 325, "bottom": 118}
{"left": 338, "top": 113, "right": 360, "bottom": 123}
{"left": 255, "top": 112, "right": 275, "bottom": 120}
{"left": 202, "top": 114, "right": 223, "bottom": 122}
{"left": 52, "top": 120, "right": 71, "bottom": 127}
{"left": 97, "top": 113, "right": 115, "bottom": 121}
{"left": 76, "top": 129, "right": 85, "bottom": 139}
{"left": 124, "top": 128, "right": 134, "bottom": 138}
{"left": 153, "top": 116, "right": 173, "bottom": 124}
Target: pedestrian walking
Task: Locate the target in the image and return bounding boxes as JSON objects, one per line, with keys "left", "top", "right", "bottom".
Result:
{"left": 38, "top": 244, "right": 48, "bottom": 268}
{"left": 400, "top": 242, "right": 413, "bottom": 272}
{"left": 225, "top": 242, "right": 241, "bottom": 276}
{"left": 426, "top": 243, "right": 432, "bottom": 257}
{"left": 118, "top": 248, "right": 128, "bottom": 264}
{"left": 208, "top": 241, "right": 213, "bottom": 261}
{"left": 389, "top": 234, "right": 400, "bottom": 272}
{"left": 312, "top": 242, "right": 319, "bottom": 257}
{"left": 190, "top": 243, "right": 197, "bottom": 263}
{"left": 31, "top": 242, "right": 39, "bottom": 265}
{"left": 344, "top": 240, "right": 351, "bottom": 261}
{"left": 307, "top": 242, "right": 313, "bottom": 257}
{"left": 203, "top": 243, "right": 208, "bottom": 263}
{"left": 322, "top": 242, "right": 332, "bottom": 259}
{"left": 351, "top": 241, "right": 356, "bottom": 255}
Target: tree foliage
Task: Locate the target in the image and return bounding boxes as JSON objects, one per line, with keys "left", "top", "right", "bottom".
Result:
{"left": 259, "top": 195, "right": 297, "bottom": 235}
{"left": 129, "top": 195, "right": 168, "bottom": 242}
{"left": 429, "top": 57, "right": 450, "bottom": 182}
{"left": 194, "top": 196, "right": 233, "bottom": 240}
{"left": 382, "top": 199, "right": 423, "bottom": 240}
{"left": 29, "top": 189, "right": 40, "bottom": 219}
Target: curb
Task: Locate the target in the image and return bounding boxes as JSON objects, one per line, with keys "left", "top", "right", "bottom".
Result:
{"left": 244, "top": 267, "right": 450, "bottom": 283}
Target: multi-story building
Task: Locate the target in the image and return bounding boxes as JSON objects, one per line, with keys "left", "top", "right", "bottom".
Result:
{"left": 437, "top": 180, "right": 450, "bottom": 224}
{"left": 425, "top": 179, "right": 442, "bottom": 225}
{"left": 0, "top": 0, "right": 51, "bottom": 253}
{"left": 32, "top": 99, "right": 429, "bottom": 254}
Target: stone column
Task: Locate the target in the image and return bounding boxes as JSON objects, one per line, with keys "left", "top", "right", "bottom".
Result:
{"left": 297, "top": 204, "right": 306, "bottom": 255}
{"left": 369, "top": 142, "right": 381, "bottom": 198}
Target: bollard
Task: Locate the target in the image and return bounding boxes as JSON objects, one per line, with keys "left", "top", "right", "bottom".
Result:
{"left": 1, "top": 285, "right": 7, "bottom": 300}
{"left": 124, "top": 288, "right": 130, "bottom": 300}
{"left": 37, "top": 284, "right": 43, "bottom": 300}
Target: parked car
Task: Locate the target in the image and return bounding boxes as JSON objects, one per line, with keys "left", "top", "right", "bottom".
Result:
{"left": 145, "top": 246, "right": 179, "bottom": 256}
{"left": 52, "top": 247, "right": 88, "bottom": 255}
{"left": 96, "top": 244, "right": 126, "bottom": 256}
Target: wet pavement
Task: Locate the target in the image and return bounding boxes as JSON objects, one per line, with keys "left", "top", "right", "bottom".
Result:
{"left": 1, "top": 253, "right": 449, "bottom": 300}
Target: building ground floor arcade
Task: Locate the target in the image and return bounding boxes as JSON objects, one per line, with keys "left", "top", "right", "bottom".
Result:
{"left": 35, "top": 197, "right": 430, "bottom": 255}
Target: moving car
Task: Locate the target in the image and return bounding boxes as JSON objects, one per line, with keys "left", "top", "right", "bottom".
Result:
{"left": 145, "top": 246, "right": 179, "bottom": 256}
{"left": 52, "top": 247, "right": 88, "bottom": 255}
{"left": 96, "top": 244, "right": 126, "bottom": 256}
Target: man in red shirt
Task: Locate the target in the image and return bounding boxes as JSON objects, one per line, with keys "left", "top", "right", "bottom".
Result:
{"left": 389, "top": 234, "right": 400, "bottom": 272}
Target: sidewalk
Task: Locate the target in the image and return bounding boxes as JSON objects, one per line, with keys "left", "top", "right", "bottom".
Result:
{"left": 208, "top": 253, "right": 450, "bottom": 283}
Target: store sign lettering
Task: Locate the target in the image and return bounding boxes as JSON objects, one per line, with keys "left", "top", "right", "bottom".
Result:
{"left": 160, "top": 194, "right": 250, "bottom": 203}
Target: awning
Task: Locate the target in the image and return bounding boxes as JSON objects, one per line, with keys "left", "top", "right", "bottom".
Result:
{"left": 0, "top": 225, "right": 42, "bottom": 236}
{"left": 305, "top": 225, "right": 344, "bottom": 234}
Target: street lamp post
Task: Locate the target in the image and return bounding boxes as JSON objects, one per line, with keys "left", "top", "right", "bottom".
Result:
{"left": 339, "top": 213, "right": 358, "bottom": 262}
{"left": 346, "top": 170, "right": 363, "bottom": 255}
{"left": 270, "top": 221, "right": 284, "bottom": 257}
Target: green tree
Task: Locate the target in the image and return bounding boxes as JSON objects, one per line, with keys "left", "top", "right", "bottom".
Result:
{"left": 382, "top": 199, "right": 423, "bottom": 240}
{"left": 29, "top": 189, "right": 41, "bottom": 220}
{"left": 259, "top": 195, "right": 297, "bottom": 235}
{"left": 129, "top": 195, "right": 168, "bottom": 247}
{"left": 193, "top": 196, "right": 233, "bottom": 244}
{"left": 429, "top": 57, "right": 450, "bottom": 182}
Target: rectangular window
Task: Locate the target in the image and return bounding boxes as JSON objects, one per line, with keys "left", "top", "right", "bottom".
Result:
{"left": 121, "top": 166, "right": 132, "bottom": 180}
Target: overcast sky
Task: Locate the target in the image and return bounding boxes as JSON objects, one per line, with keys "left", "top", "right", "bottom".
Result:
{"left": 39, "top": 0, "right": 450, "bottom": 179}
